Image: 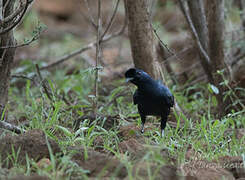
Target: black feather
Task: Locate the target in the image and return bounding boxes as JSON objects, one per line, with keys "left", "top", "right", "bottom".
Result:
{"left": 125, "top": 68, "right": 174, "bottom": 137}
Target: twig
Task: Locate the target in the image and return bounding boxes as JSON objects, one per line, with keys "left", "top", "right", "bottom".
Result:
{"left": 162, "top": 45, "right": 193, "bottom": 63}
{"left": 83, "top": 0, "right": 97, "bottom": 29}
{"left": 150, "top": 25, "right": 187, "bottom": 122}
{"left": 152, "top": 8, "right": 204, "bottom": 71}
{"left": 11, "top": 74, "right": 34, "bottom": 81}
{"left": 93, "top": 0, "right": 102, "bottom": 117}
{"left": 101, "top": 0, "right": 120, "bottom": 39}
{"left": 0, "top": 121, "right": 25, "bottom": 134}
{"left": 40, "top": 44, "right": 94, "bottom": 70}
{"left": 35, "top": 64, "right": 54, "bottom": 104}
{"left": 151, "top": 24, "right": 184, "bottom": 65}
{"left": 40, "top": 15, "right": 127, "bottom": 71}
{"left": 0, "top": 29, "right": 42, "bottom": 49}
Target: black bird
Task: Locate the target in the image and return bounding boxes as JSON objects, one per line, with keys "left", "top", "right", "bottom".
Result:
{"left": 125, "top": 68, "right": 174, "bottom": 137}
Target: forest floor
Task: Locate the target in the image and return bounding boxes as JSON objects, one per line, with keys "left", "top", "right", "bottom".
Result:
{"left": 1, "top": 1, "right": 245, "bottom": 180}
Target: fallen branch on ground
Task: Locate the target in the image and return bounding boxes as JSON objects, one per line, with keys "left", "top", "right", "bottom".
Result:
{"left": 0, "top": 121, "right": 25, "bottom": 134}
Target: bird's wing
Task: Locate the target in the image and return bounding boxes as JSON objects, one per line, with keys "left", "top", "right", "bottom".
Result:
{"left": 167, "top": 93, "right": 174, "bottom": 107}
{"left": 159, "top": 85, "right": 174, "bottom": 107}
{"left": 133, "top": 89, "right": 139, "bottom": 105}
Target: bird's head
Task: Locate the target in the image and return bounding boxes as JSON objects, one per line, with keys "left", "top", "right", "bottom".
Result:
{"left": 125, "top": 68, "right": 152, "bottom": 86}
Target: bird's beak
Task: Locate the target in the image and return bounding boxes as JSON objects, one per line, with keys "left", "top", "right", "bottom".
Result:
{"left": 126, "top": 77, "right": 134, "bottom": 83}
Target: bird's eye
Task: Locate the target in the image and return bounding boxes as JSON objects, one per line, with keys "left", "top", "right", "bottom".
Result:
{"left": 137, "top": 71, "right": 141, "bottom": 75}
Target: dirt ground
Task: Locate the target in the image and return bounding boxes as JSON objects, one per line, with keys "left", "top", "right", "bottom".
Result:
{"left": 1, "top": 1, "right": 245, "bottom": 179}
{"left": 1, "top": 127, "right": 244, "bottom": 179}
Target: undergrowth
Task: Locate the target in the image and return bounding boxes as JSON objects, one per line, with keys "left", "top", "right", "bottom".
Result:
{"left": 1, "top": 63, "right": 244, "bottom": 179}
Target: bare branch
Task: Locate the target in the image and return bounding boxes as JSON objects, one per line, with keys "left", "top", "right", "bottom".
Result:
{"left": 83, "top": 0, "right": 97, "bottom": 29}
{"left": 150, "top": 24, "right": 187, "bottom": 122}
{"left": 152, "top": 23, "right": 192, "bottom": 76}
{"left": 40, "top": 17, "right": 127, "bottom": 71}
{"left": 0, "top": 27, "right": 43, "bottom": 49}
{"left": 40, "top": 44, "right": 94, "bottom": 70}
{"left": 178, "top": 0, "right": 211, "bottom": 65}
{"left": 11, "top": 74, "right": 34, "bottom": 81}
{"left": 0, "top": 121, "right": 25, "bottom": 134}
{"left": 152, "top": 24, "right": 178, "bottom": 59}
{"left": 93, "top": 0, "right": 102, "bottom": 116}
{"left": 35, "top": 64, "right": 54, "bottom": 105}
{"left": 101, "top": 0, "right": 120, "bottom": 39}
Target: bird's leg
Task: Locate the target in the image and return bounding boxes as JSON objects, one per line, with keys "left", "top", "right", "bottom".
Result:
{"left": 161, "top": 108, "right": 170, "bottom": 137}
{"left": 160, "top": 116, "right": 167, "bottom": 138}
{"left": 161, "top": 129, "right": 164, "bottom": 137}
{"left": 140, "top": 115, "right": 146, "bottom": 133}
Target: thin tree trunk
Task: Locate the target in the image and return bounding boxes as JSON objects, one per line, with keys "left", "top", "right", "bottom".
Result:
{"left": 124, "top": 0, "right": 160, "bottom": 79}
{"left": 188, "top": 0, "right": 214, "bottom": 83}
{"left": 179, "top": 0, "right": 232, "bottom": 116}
{"left": 0, "top": 0, "right": 16, "bottom": 119}
{"left": 207, "top": 0, "right": 226, "bottom": 74}
{"left": 207, "top": 0, "right": 230, "bottom": 114}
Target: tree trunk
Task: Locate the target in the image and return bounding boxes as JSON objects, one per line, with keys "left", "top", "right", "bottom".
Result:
{"left": 207, "top": 0, "right": 226, "bottom": 75}
{"left": 188, "top": 0, "right": 214, "bottom": 83}
{"left": 179, "top": 0, "right": 232, "bottom": 115}
{"left": 124, "top": 0, "right": 160, "bottom": 79}
{"left": 207, "top": 0, "right": 230, "bottom": 114}
{"left": 0, "top": 0, "right": 16, "bottom": 119}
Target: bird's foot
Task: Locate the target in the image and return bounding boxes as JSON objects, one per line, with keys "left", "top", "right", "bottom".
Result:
{"left": 161, "top": 129, "right": 164, "bottom": 138}
{"left": 140, "top": 124, "right": 144, "bottom": 134}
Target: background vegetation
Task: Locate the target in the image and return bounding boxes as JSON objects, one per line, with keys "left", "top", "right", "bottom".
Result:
{"left": 0, "top": 0, "right": 244, "bottom": 179}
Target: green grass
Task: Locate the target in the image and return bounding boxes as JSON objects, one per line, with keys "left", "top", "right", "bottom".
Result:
{"left": 1, "top": 62, "right": 245, "bottom": 179}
